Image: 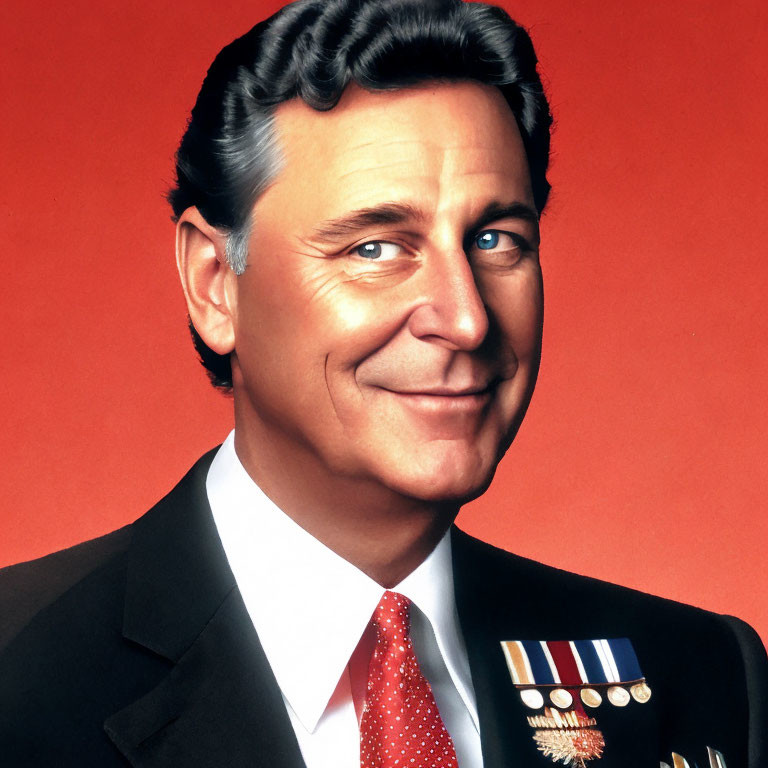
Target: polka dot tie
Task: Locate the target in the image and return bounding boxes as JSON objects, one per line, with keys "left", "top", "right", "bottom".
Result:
{"left": 360, "top": 591, "right": 459, "bottom": 768}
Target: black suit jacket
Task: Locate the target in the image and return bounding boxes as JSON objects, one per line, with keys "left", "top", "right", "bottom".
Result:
{"left": 1, "top": 450, "right": 766, "bottom": 767}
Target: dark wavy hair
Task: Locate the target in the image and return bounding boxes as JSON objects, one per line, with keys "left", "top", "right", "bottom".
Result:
{"left": 168, "top": 0, "right": 553, "bottom": 390}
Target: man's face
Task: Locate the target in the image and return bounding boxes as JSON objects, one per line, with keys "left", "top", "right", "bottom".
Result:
{"left": 231, "top": 81, "right": 543, "bottom": 503}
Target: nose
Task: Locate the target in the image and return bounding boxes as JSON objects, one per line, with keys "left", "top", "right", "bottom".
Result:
{"left": 407, "top": 249, "right": 489, "bottom": 351}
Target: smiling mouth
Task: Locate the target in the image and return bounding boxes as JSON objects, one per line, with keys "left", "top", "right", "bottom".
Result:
{"left": 383, "top": 378, "right": 500, "bottom": 398}
{"left": 377, "top": 379, "right": 500, "bottom": 411}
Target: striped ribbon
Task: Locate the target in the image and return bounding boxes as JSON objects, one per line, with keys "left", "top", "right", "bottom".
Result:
{"left": 501, "top": 638, "right": 644, "bottom": 686}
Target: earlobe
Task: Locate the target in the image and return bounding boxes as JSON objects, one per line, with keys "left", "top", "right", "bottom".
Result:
{"left": 175, "top": 207, "right": 237, "bottom": 356}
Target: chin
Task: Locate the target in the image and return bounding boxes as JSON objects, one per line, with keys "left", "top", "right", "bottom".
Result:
{"left": 373, "top": 444, "right": 499, "bottom": 504}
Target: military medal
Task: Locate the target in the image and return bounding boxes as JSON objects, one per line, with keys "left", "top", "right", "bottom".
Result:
{"left": 521, "top": 689, "right": 546, "bottom": 709}
{"left": 662, "top": 746, "right": 727, "bottom": 768}
{"left": 606, "top": 686, "right": 630, "bottom": 707}
{"left": 526, "top": 706, "right": 605, "bottom": 766}
{"left": 547, "top": 688, "right": 571, "bottom": 708}
{"left": 630, "top": 681, "right": 652, "bottom": 703}
{"left": 706, "top": 747, "right": 727, "bottom": 768}
{"left": 580, "top": 688, "right": 602, "bottom": 708}
{"left": 501, "top": 638, "right": 652, "bottom": 766}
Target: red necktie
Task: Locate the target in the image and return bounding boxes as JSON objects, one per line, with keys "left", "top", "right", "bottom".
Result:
{"left": 360, "top": 591, "right": 459, "bottom": 768}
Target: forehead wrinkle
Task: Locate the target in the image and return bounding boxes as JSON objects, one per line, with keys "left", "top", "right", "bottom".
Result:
{"left": 330, "top": 168, "right": 441, "bottom": 214}
{"left": 335, "top": 160, "right": 427, "bottom": 182}
{"left": 343, "top": 138, "right": 431, "bottom": 153}
{"left": 340, "top": 139, "right": 499, "bottom": 160}
{"left": 330, "top": 137, "right": 450, "bottom": 182}
{"left": 441, "top": 145, "right": 526, "bottom": 176}
{"left": 434, "top": 143, "right": 532, "bottom": 215}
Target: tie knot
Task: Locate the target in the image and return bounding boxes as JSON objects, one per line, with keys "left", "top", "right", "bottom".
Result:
{"left": 372, "top": 590, "right": 411, "bottom": 639}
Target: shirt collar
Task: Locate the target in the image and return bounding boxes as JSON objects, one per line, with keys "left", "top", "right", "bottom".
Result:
{"left": 206, "top": 431, "right": 478, "bottom": 733}
{"left": 396, "top": 539, "right": 479, "bottom": 731}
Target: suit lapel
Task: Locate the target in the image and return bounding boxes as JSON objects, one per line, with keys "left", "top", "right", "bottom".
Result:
{"left": 103, "top": 452, "right": 306, "bottom": 768}
{"left": 451, "top": 527, "right": 660, "bottom": 768}
{"left": 452, "top": 527, "right": 543, "bottom": 768}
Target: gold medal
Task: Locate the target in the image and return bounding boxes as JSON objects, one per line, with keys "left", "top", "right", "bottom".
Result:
{"left": 550, "top": 688, "right": 573, "bottom": 709}
{"left": 520, "top": 688, "right": 545, "bottom": 709}
{"left": 630, "top": 681, "right": 652, "bottom": 703}
{"left": 580, "top": 687, "right": 602, "bottom": 708}
{"left": 500, "top": 636, "right": 652, "bottom": 766}
{"left": 607, "top": 686, "right": 630, "bottom": 707}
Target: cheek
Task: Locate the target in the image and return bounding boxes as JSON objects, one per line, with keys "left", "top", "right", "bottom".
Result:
{"left": 231, "top": 257, "right": 315, "bottom": 410}
{"left": 305, "top": 279, "right": 418, "bottom": 369}
{"left": 235, "top": 257, "right": 419, "bottom": 394}
{"left": 483, "top": 268, "right": 543, "bottom": 359}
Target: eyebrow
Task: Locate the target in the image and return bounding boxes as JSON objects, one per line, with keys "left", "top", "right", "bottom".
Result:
{"left": 309, "top": 199, "right": 539, "bottom": 243}
{"left": 310, "top": 203, "right": 428, "bottom": 243}
{"left": 471, "top": 201, "right": 540, "bottom": 231}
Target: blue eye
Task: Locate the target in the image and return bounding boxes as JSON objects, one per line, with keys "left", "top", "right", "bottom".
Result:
{"left": 353, "top": 241, "right": 402, "bottom": 260}
{"left": 357, "top": 242, "right": 383, "bottom": 259}
{"left": 475, "top": 231, "right": 500, "bottom": 250}
{"left": 469, "top": 229, "right": 531, "bottom": 268}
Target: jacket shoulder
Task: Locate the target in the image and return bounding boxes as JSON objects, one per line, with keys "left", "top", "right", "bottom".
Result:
{"left": 0, "top": 452, "right": 219, "bottom": 764}
{"left": 452, "top": 527, "right": 768, "bottom": 765}
{"left": 453, "top": 525, "right": 754, "bottom": 628}
{"left": 0, "top": 448, "right": 220, "bottom": 655}
{"left": 0, "top": 525, "right": 132, "bottom": 652}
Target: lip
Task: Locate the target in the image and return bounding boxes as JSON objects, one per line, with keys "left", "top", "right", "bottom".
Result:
{"left": 392, "top": 386, "right": 491, "bottom": 397}
{"left": 381, "top": 378, "right": 499, "bottom": 397}
{"left": 377, "top": 380, "right": 498, "bottom": 413}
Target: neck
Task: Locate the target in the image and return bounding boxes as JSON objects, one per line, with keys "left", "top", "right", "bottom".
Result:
{"left": 232, "top": 421, "right": 459, "bottom": 588}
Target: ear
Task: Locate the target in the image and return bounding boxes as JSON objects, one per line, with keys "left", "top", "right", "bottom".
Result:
{"left": 175, "top": 207, "right": 237, "bottom": 356}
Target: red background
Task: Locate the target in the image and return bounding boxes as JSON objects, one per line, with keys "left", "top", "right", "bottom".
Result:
{"left": 2, "top": 0, "right": 766, "bottom": 644}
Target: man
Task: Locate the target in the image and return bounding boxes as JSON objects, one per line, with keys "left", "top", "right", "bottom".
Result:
{"left": 1, "top": 1, "right": 765, "bottom": 767}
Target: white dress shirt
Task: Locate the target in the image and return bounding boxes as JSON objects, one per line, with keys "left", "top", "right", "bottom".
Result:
{"left": 206, "top": 431, "right": 483, "bottom": 768}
